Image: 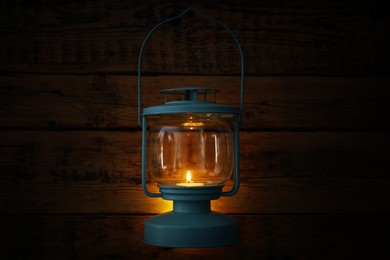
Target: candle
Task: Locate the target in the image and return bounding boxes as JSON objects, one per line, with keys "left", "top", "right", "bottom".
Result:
{"left": 176, "top": 170, "right": 205, "bottom": 187}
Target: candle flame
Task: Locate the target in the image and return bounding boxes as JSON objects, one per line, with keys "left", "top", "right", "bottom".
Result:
{"left": 186, "top": 170, "right": 191, "bottom": 183}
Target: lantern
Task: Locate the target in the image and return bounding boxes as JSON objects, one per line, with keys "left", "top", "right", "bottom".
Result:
{"left": 138, "top": 8, "right": 244, "bottom": 247}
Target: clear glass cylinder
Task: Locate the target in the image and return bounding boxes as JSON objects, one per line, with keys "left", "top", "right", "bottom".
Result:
{"left": 147, "top": 113, "right": 233, "bottom": 186}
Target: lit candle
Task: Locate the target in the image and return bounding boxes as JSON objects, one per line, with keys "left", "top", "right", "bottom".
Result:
{"left": 176, "top": 170, "right": 204, "bottom": 187}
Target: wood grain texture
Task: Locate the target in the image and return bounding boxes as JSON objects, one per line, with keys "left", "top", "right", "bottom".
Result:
{"left": 1, "top": 131, "right": 389, "bottom": 214}
{"left": 0, "top": 0, "right": 389, "bottom": 75}
{"left": 1, "top": 1, "right": 389, "bottom": 258}
{"left": 1, "top": 75, "right": 390, "bottom": 129}
{"left": 1, "top": 177, "right": 388, "bottom": 215}
{"left": 0, "top": 215, "right": 388, "bottom": 259}
{"left": 1, "top": 131, "right": 389, "bottom": 180}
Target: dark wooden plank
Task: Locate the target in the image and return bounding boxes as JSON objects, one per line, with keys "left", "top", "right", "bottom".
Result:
{"left": 0, "top": 215, "right": 388, "bottom": 259}
{"left": 1, "top": 131, "right": 389, "bottom": 181}
{"left": 0, "top": 1, "right": 389, "bottom": 75}
{"left": 1, "top": 75, "right": 390, "bottom": 129}
{"left": 1, "top": 130, "right": 389, "bottom": 214}
{"left": 1, "top": 176, "right": 388, "bottom": 214}
{"left": 1, "top": 131, "right": 389, "bottom": 213}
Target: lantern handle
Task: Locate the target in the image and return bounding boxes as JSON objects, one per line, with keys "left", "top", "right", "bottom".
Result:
{"left": 138, "top": 7, "right": 245, "bottom": 126}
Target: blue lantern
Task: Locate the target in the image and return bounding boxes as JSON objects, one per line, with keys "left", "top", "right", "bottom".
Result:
{"left": 138, "top": 8, "right": 244, "bottom": 247}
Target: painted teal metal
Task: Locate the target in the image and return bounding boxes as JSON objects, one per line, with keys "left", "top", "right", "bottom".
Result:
{"left": 138, "top": 7, "right": 244, "bottom": 247}
{"left": 143, "top": 96, "right": 240, "bottom": 116}
{"left": 144, "top": 186, "right": 239, "bottom": 247}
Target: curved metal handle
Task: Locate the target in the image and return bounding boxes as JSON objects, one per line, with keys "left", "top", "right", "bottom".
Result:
{"left": 138, "top": 7, "right": 245, "bottom": 126}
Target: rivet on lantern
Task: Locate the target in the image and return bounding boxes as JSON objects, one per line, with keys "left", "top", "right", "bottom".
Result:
{"left": 138, "top": 8, "right": 244, "bottom": 248}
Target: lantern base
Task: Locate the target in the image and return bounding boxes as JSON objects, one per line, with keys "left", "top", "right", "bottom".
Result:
{"left": 144, "top": 186, "right": 240, "bottom": 248}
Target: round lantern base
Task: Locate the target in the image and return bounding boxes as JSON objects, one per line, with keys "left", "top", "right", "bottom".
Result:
{"left": 144, "top": 186, "right": 240, "bottom": 248}
{"left": 144, "top": 208, "right": 239, "bottom": 248}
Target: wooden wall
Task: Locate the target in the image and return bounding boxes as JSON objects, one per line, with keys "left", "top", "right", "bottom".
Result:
{"left": 1, "top": 0, "right": 389, "bottom": 258}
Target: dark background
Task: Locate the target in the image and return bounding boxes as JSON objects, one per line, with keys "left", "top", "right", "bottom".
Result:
{"left": 1, "top": 0, "right": 389, "bottom": 258}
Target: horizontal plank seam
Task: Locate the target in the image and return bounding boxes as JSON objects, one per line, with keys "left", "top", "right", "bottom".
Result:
{"left": 1, "top": 72, "right": 390, "bottom": 77}
{"left": 1, "top": 127, "right": 390, "bottom": 132}
{"left": 1, "top": 213, "right": 389, "bottom": 217}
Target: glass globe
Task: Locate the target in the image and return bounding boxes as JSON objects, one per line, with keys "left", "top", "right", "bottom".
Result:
{"left": 147, "top": 113, "right": 233, "bottom": 186}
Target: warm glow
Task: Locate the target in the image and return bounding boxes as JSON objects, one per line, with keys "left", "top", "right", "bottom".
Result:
{"left": 186, "top": 170, "right": 191, "bottom": 183}
{"left": 182, "top": 122, "right": 204, "bottom": 127}
{"left": 148, "top": 113, "right": 233, "bottom": 186}
{"left": 177, "top": 170, "right": 204, "bottom": 186}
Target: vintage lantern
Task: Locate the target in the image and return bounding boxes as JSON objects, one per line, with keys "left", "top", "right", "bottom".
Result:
{"left": 138, "top": 8, "right": 244, "bottom": 247}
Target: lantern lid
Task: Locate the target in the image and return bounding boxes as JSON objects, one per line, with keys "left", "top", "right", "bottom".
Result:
{"left": 142, "top": 87, "right": 240, "bottom": 116}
